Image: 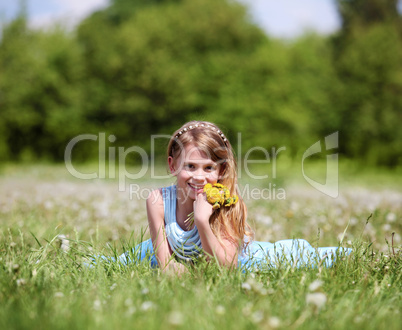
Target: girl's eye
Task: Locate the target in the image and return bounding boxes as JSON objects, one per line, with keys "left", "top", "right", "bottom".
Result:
{"left": 185, "top": 164, "right": 194, "bottom": 169}
{"left": 205, "top": 166, "right": 215, "bottom": 171}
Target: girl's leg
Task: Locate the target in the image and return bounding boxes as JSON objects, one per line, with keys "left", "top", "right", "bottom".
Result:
{"left": 316, "top": 246, "right": 352, "bottom": 267}
{"left": 118, "top": 238, "right": 158, "bottom": 267}
{"left": 239, "top": 239, "right": 352, "bottom": 270}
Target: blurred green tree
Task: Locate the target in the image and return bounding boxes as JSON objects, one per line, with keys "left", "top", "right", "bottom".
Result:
{"left": 336, "top": 0, "right": 401, "bottom": 31}
{"left": 0, "top": 16, "right": 85, "bottom": 161}
{"left": 2, "top": 0, "right": 401, "bottom": 166}
{"left": 208, "top": 34, "right": 342, "bottom": 156}
{"left": 333, "top": 0, "right": 402, "bottom": 165}
{"left": 76, "top": 0, "right": 266, "bottom": 155}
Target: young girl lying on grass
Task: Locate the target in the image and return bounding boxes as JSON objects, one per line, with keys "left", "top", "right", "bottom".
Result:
{"left": 114, "top": 120, "right": 351, "bottom": 272}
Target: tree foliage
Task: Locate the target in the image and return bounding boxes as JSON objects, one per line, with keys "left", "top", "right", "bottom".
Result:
{"left": 0, "top": 0, "right": 401, "bottom": 165}
{"left": 76, "top": 0, "right": 266, "bottom": 151}
{"left": 333, "top": 0, "right": 402, "bottom": 165}
{"left": 0, "top": 17, "right": 85, "bottom": 161}
{"left": 336, "top": 0, "right": 401, "bottom": 30}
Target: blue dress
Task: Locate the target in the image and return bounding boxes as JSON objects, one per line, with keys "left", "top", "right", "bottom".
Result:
{"left": 117, "top": 186, "right": 351, "bottom": 270}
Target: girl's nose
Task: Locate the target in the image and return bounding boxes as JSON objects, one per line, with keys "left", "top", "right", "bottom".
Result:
{"left": 192, "top": 169, "right": 206, "bottom": 180}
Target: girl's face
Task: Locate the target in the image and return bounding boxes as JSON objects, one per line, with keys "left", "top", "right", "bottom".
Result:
{"left": 168, "top": 143, "right": 221, "bottom": 201}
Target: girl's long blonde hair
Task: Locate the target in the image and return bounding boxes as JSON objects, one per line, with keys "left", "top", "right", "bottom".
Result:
{"left": 167, "top": 120, "right": 254, "bottom": 250}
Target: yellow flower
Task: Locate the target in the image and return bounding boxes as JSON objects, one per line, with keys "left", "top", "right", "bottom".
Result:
{"left": 212, "top": 203, "right": 221, "bottom": 210}
{"left": 225, "top": 195, "right": 238, "bottom": 206}
{"left": 203, "top": 183, "right": 213, "bottom": 194}
{"left": 185, "top": 183, "right": 238, "bottom": 226}
{"left": 207, "top": 187, "right": 222, "bottom": 205}
{"left": 205, "top": 183, "right": 238, "bottom": 208}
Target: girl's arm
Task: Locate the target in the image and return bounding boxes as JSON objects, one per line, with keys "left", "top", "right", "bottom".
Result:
{"left": 146, "top": 190, "right": 187, "bottom": 274}
{"left": 193, "top": 193, "right": 238, "bottom": 267}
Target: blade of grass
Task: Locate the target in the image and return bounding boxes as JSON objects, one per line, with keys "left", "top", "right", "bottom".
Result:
{"left": 30, "top": 231, "right": 42, "bottom": 247}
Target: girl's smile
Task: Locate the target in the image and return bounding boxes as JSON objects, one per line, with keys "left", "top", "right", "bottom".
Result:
{"left": 187, "top": 183, "right": 204, "bottom": 193}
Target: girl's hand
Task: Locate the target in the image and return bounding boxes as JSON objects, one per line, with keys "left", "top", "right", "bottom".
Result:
{"left": 193, "top": 193, "right": 213, "bottom": 225}
{"left": 165, "top": 260, "right": 188, "bottom": 276}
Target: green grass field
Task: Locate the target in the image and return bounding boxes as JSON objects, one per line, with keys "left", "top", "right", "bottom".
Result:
{"left": 1, "top": 163, "right": 401, "bottom": 329}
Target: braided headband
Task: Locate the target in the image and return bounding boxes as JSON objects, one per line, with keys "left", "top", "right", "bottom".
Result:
{"left": 174, "top": 123, "right": 228, "bottom": 144}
